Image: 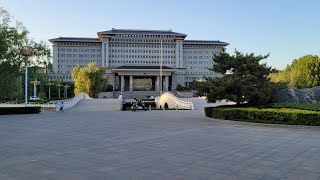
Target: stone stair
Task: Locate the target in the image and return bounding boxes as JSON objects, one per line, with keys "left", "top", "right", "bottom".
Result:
{"left": 68, "top": 99, "right": 120, "bottom": 112}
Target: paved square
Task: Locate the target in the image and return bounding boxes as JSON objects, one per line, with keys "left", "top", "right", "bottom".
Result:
{"left": 0, "top": 100, "right": 320, "bottom": 179}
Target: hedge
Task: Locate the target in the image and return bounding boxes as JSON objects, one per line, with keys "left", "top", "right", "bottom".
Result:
{"left": 0, "top": 107, "right": 41, "bottom": 115}
{"left": 271, "top": 103, "right": 320, "bottom": 112}
{"left": 204, "top": 107, "right": 320, "bottom": 126}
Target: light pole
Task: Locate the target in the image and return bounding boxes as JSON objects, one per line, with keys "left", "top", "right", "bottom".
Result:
{"left": 63, "top": 84, "right": 70, "bottom": 98}
{"left": 56, "top": 83, "right": 63, "bottom": 99}
{"left": 22, "top": 47, "right": 40, "bottom": 106}
{"left": 12, "top": 46, "right": 40, "bottom": 107}
{"left": 47, "top": 80, "right": 54, "bottom": 99}
{"left": 31, "top": 78, "right": 40, "bottom": 98}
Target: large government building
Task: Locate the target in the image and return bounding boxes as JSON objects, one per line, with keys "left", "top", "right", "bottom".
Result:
{"left": 49, "top": 29, "right": 229, "bottom": 94}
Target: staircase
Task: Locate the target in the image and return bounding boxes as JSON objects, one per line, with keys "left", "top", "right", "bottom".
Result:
{"left": 68, "top": 99, "right": 120, "bottom": 112}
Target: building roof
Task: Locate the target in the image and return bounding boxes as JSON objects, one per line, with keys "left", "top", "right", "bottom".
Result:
{"left": 98, "top": 28, "right": 187, "bottom": 37}
{"left": 183, "top": 40, "right": 229, "bottom": 46}
{"left": 115, "top": 66, "right": 174, "bottom": 70}
{"left": 49, "top": 37, "right": 101, "bottom": 43}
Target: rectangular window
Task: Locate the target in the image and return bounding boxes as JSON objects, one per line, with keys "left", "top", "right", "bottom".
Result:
{"left": 73, "top": 54, "right": 78, "bottom": 58}
{"left": 193, "top": 51, "right": 197, "bottom": 54}
{"left": 188, "top": 56, "right": 192, "bottom": 59}
{"left": 73, "top": 49, "right": 78, "bottom": 52}
{"left": 85, "top": 49, "right": 90, "bottom": 52}
{"left": 91, "top": 49, "right": 96, "bottom": 52}
{"left": 199, "top": 56, "right": 203, "bottom": 59}
{"left": 91, "top": 54, "right": 96, "bottom": 58}
{"left": 79, "top": 54, "right": 84, "bottom": 58}
{"left": 188, "top": 61, "right": 192, "bottom": 64}
{"left": 199, "top": 51, "right": 203, "bottom": 54}
{"left": 85, "top": 54, "right": 90, "bottom": 58}
{"left": 194, "top": 61, "right": 197, "bottom": 64}
{"left": 194, "top": 56, "right": 197, "bottom": 59}
{"left": 61, "top": 54, "right": 66, "bottom": 57}
{"left": 67, "top": 48, "right": 72, "bottom": 52}
{"left": 97, "top": 49, "right": 101, "bottom": 52}
{"left": 61, "top": 48, "right": 66, "bottom": 52}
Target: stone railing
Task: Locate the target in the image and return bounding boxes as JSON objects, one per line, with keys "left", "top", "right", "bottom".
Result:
{"left": 56, "top": 92, "right": 91, "bottom": 111}
{"left": 0, "top": 103, "right": 56, "bottom": 108}
{"left": 155, "top": 92, "right": 194, "bottom": 110}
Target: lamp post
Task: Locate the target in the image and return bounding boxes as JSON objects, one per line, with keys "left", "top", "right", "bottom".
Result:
{"left": 47, "top": 80, "right": 54, "bottom": 99}
{"left": 63, "top": 84, "right": 70, "bottom": 98}
{"left": 56, "top": 83, "right": 63, "bottom": 99}
{"left": 30, "top": 78, "right": 40, "bottom": 98}
{"left": 22, "top": 47, "right": 37, "bottom": 106}
{"left": 12, "top": 46, "right": 39, "bottom": 107}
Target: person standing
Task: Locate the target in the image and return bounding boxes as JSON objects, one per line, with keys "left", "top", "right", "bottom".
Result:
{"left": 118, "top": 92, "right": 123, "bottom": 111}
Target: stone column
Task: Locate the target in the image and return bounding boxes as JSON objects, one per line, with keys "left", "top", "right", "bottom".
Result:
{"left": 120, "top": 76, "right": 125, "bottom": 92}
{"left": 129, "top": 75, "right": 133, "bottom": 91}
{"left": 156, "top": 76, "right": 160, "bottom": 91}
{"left": 164, "top": 76, "right": 169, "bottom": 91}
{"left": 102, "top": 38, "right": 109, "bottom": 67}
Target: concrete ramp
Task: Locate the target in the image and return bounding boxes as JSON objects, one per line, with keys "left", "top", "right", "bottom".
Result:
{"left": 68, "top": 99, "right": 120, "bottom": 112}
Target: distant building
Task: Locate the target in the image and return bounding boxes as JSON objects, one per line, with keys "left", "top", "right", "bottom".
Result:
{"left": 49, "top": 29, "right": 228, "bottom": 94}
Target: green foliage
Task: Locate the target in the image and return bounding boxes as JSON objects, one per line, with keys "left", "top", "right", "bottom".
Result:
{"left": 0, "top": 107, "right": 41, "bottom": 115}
{"left": 272, "top": 103, "right": 320, "bottom": 111}
{"left": 270, "top": 55, "right": 320, "bottom": 88}
{"left": 197, "top": 51, "right": 279, "bottom": 105}
{"left": 72, "top": 63, "right": 107, "bottom": 98}
{"left": 205, "top": 106, "right": 320, "bottom": 126}
{"left": 0, "top": 7, "right": 52, "bottom": 100}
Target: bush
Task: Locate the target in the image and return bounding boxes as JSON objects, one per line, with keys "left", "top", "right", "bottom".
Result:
{"left": 0, "top": 107, "right": 41, "bottom": 115}
{"left": 271, "top": 103, "right": 320, "bottom": 111}
{"left": 205, "top": 106, "right": 320, "bottom": 126}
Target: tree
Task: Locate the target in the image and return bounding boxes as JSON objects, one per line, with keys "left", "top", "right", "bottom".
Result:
{"left": 72, "top": 63, "right": 107, "bottom": 98}
{"left": 0, "top": 7, "right": 52, "bottom": 101}
{"left": 197, "top": 51, "right": 278, "bottom": 105}
{"left": 270, "top": 55, "right": 320, "bottom": 88}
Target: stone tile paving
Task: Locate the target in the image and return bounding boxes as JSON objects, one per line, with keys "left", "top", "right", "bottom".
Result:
{"left": 0, "top": 100, "right": 319, "bottom": 179}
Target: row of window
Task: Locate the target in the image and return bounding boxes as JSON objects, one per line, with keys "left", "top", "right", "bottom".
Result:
{"left": 183, "top": 50, "right": 220, "bottom": 54}
{"left": 184, "top": 56, "right": 213, "bottom": 60}
{"left": 109, "top": 54, "right": 175, "bottom": 59}
{"left": 109, "top": 38, "right": 174, "bottom": 43}
{"left": 110, "top": 49, "right": 175, "bottom": 54}
{"left": 59, "top": 59, "right": 102, "bottom": 63}
{"left": 60, "top": 48, "right": 101, "bottom": 52}
{"left": 109, "top": 44, "right": 175, "bottom": 48}
{"left": 60, "top": 54, "right": 102, "bottom": 58}
{"left": 184, "top": 61, "right": 214, "bottom": 65}
{"left": 109, "top": 60, "right": 176, "bottom": 64}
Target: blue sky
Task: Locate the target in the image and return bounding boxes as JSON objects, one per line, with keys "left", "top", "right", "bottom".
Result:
{"left": 1, "top": 0, "right": 320, "bottom": 70}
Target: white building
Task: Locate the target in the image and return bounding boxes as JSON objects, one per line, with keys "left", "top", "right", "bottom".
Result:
{"left": 49, "top": 29, "right": 228, "bottom": 96}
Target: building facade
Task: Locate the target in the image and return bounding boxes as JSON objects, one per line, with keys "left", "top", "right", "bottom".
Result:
{"left": 49, "top": 29, "right": 229, "bottom": 93}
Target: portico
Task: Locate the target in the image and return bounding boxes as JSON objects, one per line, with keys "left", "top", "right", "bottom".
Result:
{"left": 111, "top": 66, "right": 176, "bottom": 92}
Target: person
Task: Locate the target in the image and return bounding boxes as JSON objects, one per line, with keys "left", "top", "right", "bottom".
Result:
{"left": 122, "top": 98, "right": 126, "bottom": 111}
{"left": 118, "top": 92, "right": 123, "bottom": 111}
{"left": 60, "top": 101, "right": 64, "bottom": 112}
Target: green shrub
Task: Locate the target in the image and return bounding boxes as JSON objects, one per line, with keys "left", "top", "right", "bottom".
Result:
{"left": 0, "top": 107, "right": 41, "bottom": 115}
{"left": 272, "top": 103, "right": 320, "bottom": 111}
{"left": 205, "top": 106, "right": 320, "bottom": 126}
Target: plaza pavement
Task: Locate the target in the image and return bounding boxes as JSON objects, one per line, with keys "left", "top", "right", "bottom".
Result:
{"left": 0, "top": 99, "right": 320, "bottom": 179}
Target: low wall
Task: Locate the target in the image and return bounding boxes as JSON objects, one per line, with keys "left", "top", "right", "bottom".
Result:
{"left": 98, "top": 92, "right": 114, "bottom": 99}
{"left": 176, "top": 91, "right": 194, "bottom": 98}
{"left": 113, "top": 91, "right": 161, "bottom": 99}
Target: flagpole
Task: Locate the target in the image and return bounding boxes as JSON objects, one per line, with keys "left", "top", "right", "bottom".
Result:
{"left": 160, "top": 40, "right": 163, "bottom": 96}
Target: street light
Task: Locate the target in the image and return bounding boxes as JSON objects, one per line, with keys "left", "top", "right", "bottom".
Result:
{"left": 56, "top": 83, "right": 63, "bottom": 99}
{"left": 47, "top": 80, "right": 54, "bottom": 99}
{"left": 31, "top": 78, "right": 40, "bottom": 98}
{"left": 63, "top": 84, "right": 70, "bottom": 98}
{"left": 12, "top": 46, "right": 41, "bottom": 107}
